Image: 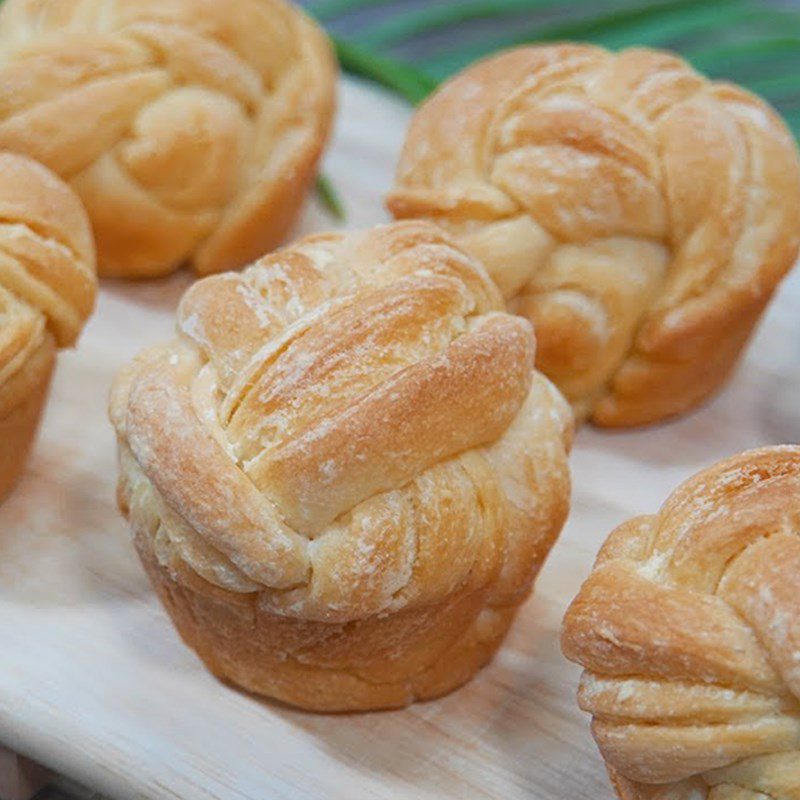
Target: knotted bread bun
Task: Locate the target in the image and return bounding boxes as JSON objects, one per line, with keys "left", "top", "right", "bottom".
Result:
{"left": 110, "top": 221, "right": 573, "bottom": 711}
{"left": 562, "top": 446, "right": 800, "bottom": 798}
{"left": 0, "top": 151, "right": 96, "bottom": 499}
{"left": 387, "top": 45, "right": 800, "bottom": 426}
{"left": 0, "top": 0, "right": 336, "bottom": 278}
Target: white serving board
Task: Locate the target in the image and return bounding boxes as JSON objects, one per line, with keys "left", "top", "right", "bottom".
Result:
{"left": 0, "top": 77, "right": 798, "bottom": 800}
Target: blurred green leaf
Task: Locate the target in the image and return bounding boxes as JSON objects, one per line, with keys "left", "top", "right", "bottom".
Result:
{"left": 689, "top": 35, "right": 800, "bottom": 73}
{"left": 310, "top": 0, "right": 400, "bottom": 22}
{"left": 354, "top": 0, "right": 599, "bottom": 48}
{"left": 422, "top": 0, "right": 744, "bottom": 76}
{"left": 333, "top": 36, "right": 438, "bottom": 104}
{"left": 316, "top": 174, "right": 346, "bottom": 220}
{"left": 322, "top": 0, "right": 800, "bottom": 139}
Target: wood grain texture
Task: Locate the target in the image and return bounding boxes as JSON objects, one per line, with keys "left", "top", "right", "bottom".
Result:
{"left": 0, "top": 78, "right": 798, "bottom": 800}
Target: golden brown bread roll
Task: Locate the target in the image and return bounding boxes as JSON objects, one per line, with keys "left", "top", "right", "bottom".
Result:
{"left": 561, "top": 446, "right": 800, "bottom": 798}
{"left": 0, "top": 0, "right": 336, "bottom": 279}
{"left": 109, "top": 221, "right": 573, "bottom": 711}
{"left": 0, "top": 151, "right": 97, "bottom": 500}
{"left": 387, "top": 45, "right": 800, "bottom": 427}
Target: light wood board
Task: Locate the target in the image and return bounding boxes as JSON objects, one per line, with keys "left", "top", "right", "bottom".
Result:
{"left": 0, "top": 77, "right": 799, "bottom": 800}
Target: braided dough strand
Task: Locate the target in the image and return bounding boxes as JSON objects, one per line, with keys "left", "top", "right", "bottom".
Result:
{"left": 388, "top": 45, "right": 800, "bottom": 426}
{"left": 111, "top": 222, "right": 573, "bottom": 709}
{"left": 0, "top": 0, "right": 336, "bottom": 278}
{"left": 0, "top": 150, "right": 96, "bottom": 499}
{"left": 562, "top": 446, "right": 800, "bottom": 798}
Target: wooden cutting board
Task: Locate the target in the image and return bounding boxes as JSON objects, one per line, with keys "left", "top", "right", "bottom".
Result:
{"left": 1, "top": 77, "right": 798, "bottom": 800}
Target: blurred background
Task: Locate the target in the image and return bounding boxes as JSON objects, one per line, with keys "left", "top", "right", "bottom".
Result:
{"left": 300, "top": 0, "right": 800, "bottom": 135}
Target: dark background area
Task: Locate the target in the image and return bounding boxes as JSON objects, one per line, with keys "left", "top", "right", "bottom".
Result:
{"left": 299, "top": 0, "right": 800, "bottom": 130}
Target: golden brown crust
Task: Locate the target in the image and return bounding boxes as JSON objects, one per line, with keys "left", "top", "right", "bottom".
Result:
{"left": 0, "top": 151, "right": 97, "bottom": 501}
{"left": 135, "top": 527, "right": 518, "bottom": 712}
{"left": 387, "top": 45, "right": 800, "bottom": 427}
{"left": 561, "top": 446, "right": 800, "bottom": 798}
{"left": 111, "top": 221, "right": 573, "bottom": 711}
{"left": 0, "top": 0, "right": 337, "bottom": 278}
{"left": 0, "top": 332, "right": 54, "bottom": 500}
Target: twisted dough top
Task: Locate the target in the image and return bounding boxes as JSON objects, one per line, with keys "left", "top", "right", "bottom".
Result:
{"left": 110, "top": 221, "right": 573, "bottom": 623}
{"left": 562, "top": 446, "right": 800, "bottom": 799}
{"left": 0, "top": 0, "right": 336, "bottom": 278}
{"left": 387, "top": 44, "right": 800, "bottom": 425}
{"left": 0, "top": 151, "right": 96, "bottom": 392}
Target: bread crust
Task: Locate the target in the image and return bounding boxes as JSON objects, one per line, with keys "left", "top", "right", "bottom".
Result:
{"left": 388, "top": 45, "right": 800, "bottom": 427}
{"left": 134, "top": 526, "right": 519, "bottom": 711}
{"left": 562, "top": 446, "right": 800, "bottom": 798}
{"left": 0, "top": 151, "right": 96, "bottom": 502}
{"left": 0, "top": 0, "right": 337, "bottom": 278}
{"left": 0, "top": 332, "right": 54, "bottom": 501}
{"left": 111, "top": 221, "right": 573, "bottom": 711}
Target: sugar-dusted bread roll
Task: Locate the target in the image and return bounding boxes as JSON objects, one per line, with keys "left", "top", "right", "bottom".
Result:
{"left": 562, "top": 446, "right": 800, "bottom": 798}
{"left": 0, "top": 0, "right": 336, "bottom": 279}
{"left": 0, "top": 152, "right": 96, "bottom": 500}
{"left": 387, "top": 45, "right": 800, "bottom": 427}
{"left": 110, "top": 221, "right": 573, "bottom": 711}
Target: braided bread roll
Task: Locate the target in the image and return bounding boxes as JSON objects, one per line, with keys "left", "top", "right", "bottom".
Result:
{"left": 0, "top": 151, "right": 96, "bottom": 500}
{"left": 0, "top": 0, "right": 336, "bottom": 279}
{"left": 562, "top": 446, "right": 800, "bottom": 798}
{"left": 387, "top": 45, "right": 800, "bottom": 427}
{"left": 109, "top": 221, "right": 573, "bottom": 711}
